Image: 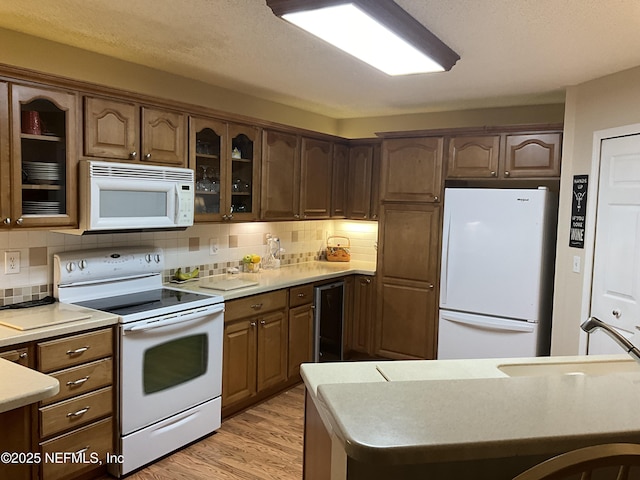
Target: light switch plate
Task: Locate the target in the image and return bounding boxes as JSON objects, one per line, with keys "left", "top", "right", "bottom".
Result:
{"left": 572, "top": 255, "right": 581, "bottom": 273}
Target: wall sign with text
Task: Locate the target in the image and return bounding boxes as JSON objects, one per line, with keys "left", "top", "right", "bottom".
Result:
{"left": 570, "top": 174, "right": 588, "bottom": 248}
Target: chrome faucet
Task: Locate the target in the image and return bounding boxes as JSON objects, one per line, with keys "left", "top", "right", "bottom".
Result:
{"left": 581, "top": 316, "right": 640, "bottom": 364}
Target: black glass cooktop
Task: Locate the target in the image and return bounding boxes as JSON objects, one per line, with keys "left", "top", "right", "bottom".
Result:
{"left": 75, "top": 288, "right": 217, "bottom": 317}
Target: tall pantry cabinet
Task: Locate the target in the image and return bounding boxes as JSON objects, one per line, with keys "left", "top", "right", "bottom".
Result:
{"left": 375, "top": 136, "right": 444, "bottom": 359}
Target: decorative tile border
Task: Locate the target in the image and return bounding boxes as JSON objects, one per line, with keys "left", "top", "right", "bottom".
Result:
{"left": 0, "top": 285, "right": 51, "bottom": 307}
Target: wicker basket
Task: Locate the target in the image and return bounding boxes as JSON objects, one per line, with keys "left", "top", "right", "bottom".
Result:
{"left": 326, "top": 236, "right": 351, "bottom": 262}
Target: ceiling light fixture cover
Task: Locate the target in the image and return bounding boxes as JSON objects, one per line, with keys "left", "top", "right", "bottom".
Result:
{"left": 266, "top": 0, "right": 460, "bottom": 76}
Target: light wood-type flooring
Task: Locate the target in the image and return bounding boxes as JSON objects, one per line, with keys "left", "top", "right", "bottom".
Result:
{"left": 102, "top": 384, "right": 304, "bottom": 480}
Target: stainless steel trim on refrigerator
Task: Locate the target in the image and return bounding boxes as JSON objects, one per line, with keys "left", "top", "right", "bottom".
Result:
{"left": 313, "top": 281, "right": 345, "bottom": 362}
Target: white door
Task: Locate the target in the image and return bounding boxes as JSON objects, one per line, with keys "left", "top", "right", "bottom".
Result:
{"left": 589, "top": 134, "right": 640, "bottom": 354}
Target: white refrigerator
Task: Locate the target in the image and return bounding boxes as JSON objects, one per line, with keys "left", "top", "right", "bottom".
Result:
{"left": 438, "top": 187, "right": 557, "bottom": 360}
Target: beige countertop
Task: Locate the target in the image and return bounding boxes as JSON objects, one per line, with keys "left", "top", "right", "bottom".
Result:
{"left": 0, "top": 303, "right": 118, "bottom": 413}
{"left": 0, "top": 302, "right": 119, "bottom": 349}
{"left": 167, "top": 260, "right": 376, "bottom": 300}
{"left": 0, "top": 358, "right": 59, "bottom": 413}
{"left": 301, "top": 355, "right": 640, "bottom": 466}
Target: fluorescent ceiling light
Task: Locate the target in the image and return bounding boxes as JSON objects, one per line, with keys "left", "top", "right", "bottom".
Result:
{"left": 267, "top": 0, "right": 459, "bottom": 76}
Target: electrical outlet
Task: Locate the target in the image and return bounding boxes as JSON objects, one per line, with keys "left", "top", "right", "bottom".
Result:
{"left": 209, "top": 238, "right": 219, "bottom": 255}
{"left": 5, "top": 251, "right": 20, "bottom": 274}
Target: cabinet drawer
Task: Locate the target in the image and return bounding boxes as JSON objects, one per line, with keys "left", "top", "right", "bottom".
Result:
{"left": 38, "top": 328, "right": 113, "bottom": 373}
{"left": 225, "top": 290, "right": 287, "bottom": 322}
{"left": 40, "top": 386, "right": 113, "bottom": 438}
{"left": 40, "top": 417, "right": 112, "bottom": 480}
{"left": 289, "top": 284, "right": 313, "bottom": 308}
{"left": 41, "top": 358, "right": 113, "bottom": 406}
{"left": 0, "top": 346, "right": 31, "bottom": 367}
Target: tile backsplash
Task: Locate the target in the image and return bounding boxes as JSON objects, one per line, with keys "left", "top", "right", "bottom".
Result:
{"left": 0, "top": 220, "right": 378, "bottom": 306}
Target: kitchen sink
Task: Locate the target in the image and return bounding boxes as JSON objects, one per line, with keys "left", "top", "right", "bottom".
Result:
{"left": 497, "top": 359, "right": 640, "bottom": 377}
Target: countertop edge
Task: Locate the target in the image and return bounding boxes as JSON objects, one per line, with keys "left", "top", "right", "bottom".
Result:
{"left": 0, "top": 358, "right": 60, "bottom": 413}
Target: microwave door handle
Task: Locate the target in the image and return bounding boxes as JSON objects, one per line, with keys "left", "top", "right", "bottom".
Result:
{"left": 124, "top": 304, "right": 224, "bottom": 332}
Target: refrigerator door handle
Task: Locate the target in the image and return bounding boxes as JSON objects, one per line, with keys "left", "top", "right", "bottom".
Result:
{"left": 440, "top": 211, "right": 452, "bottom": 305}
{"left": 443, "top": 314, "right": 535, "bottom": 333}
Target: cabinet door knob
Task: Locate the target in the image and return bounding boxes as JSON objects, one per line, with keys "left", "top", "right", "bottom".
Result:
{"left": 250, "top": 321, "right": 256, "bottom": 327}
{"left": 144, "top": 153, "right": 151, "bottom": 160}
{"left": 428, "top": 284, "right": 435, "bottom": 290}
{"left": 504, "top": 171, "right": 510, "bottom": 177}
{"left": 294, "top": 214, "right": 300, "bottom": 219}
{"left": 2, "top": 218, "right": 10, "bottom": 225}
{"left": 260, "top": 320, "right": 266, "bottom": 326}
{"left": 15, "top": 218, "right": 23, "bottom": 225}
{"left": 130, "top": 151, "right": 137, "bottom": 159}
{"left": 433, "top": 196, "right": 439, "bottom": 202}
{"left": 491, "top": 171, "right": 497, "bottom": 177}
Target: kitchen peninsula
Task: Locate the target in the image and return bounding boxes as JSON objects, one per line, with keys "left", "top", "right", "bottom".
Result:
{"left": 301, "top": 355, "right": 640, "bottom": 480}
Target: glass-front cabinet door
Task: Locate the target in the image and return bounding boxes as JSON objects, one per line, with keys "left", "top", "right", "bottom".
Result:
{"left": 9, "top": 85, "right": 77, "bottom": 228}
{"left": 189, "top": 116, "right": 226, "bottom": 222}
{"left": 228, "top": 123, "right": 260, "bottom": 221}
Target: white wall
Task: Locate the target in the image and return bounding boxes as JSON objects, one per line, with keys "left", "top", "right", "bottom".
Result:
{"left": 551, "top": 65, "right": 640, "bottom": 355}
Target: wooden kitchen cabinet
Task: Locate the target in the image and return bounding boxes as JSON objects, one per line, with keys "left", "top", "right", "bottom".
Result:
{"left": 446, "top": 129, "right": 562, "bottom": 179}
{"left": 346, "top": 143, "right": 373, "bottom": 220}
{"left": 222, "top": 290, "right": 288, "bottom": 415}
{"left": 36, "top": 327, "right": 114, "bottom": 480}
{"left": 331, "top": 142, "right": 349, "bottom": 218}
{"left": 300, "top": 137, "right": 332, "bottom": 219}
{"left": 375, "top": 204, "right": 441, "bottom": 359}
{"left": 261, "top": 130, "right": 335, "bottom": 220}
{"left": 5, "top": 84, "right": 78, "bottom": 229}
{"left": 84, "top": 96, "right": 187, "bottom": 166}
{"left": 261, "top": 129, "right": 300, "bottom": 220}
{"left": 190, "top": 118, "right": 261, "bottom": 222}
{"left": 0, "top": 344, "right": 34, "bottom": 480}
{"left": 348, "top": 275, "right": 376, "bottom": 357}
{"left": 288, "top": 284, "right": 314, "bottom": 379}
{"left": 380, "top": 136, "right": 444, "bottom": 203}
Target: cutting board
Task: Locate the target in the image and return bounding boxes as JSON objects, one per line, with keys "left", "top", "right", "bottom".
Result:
{"left": 199, "top": 278, "right": 259, "bottom": 291}
{"left": 0, "top": 305, "right": 92, "bottom": 331}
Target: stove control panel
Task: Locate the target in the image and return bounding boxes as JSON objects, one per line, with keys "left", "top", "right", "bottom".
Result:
{"left": 54, "top": 246, "right": 165, "bottom": 287}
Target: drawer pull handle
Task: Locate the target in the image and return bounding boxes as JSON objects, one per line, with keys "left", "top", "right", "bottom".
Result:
{"left": 66, "top": 346, "right": 90, "bottom": 356}
{"left": 66, "top": 376, "right": 90, "bottom": 387}
{"left": 67, "top": 406, "right": 90, "bottom": 418}
{"left": 251, "top": 303, "right": 263, "bottom": 310}
{"left": 75, "top": 446, "right": 90, "bottom": 455}
{"left": 297, "top": 293, "right": 305, "bottom": 297}
{"left": 2, "top": 351, "right": 27, "bottom": 363}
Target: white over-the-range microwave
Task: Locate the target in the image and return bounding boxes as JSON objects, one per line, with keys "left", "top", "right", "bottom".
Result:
{"left": 60, "top": 160, "right": 195, "bottom": 235}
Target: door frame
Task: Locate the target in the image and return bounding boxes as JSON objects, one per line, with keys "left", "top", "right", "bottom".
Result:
{"left": 579, "top": 122, "right": 640, "bottom": 354}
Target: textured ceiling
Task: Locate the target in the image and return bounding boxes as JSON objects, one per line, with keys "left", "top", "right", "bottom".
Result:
{"left": 1, "top": 0, "right": 640, "bottom": 119}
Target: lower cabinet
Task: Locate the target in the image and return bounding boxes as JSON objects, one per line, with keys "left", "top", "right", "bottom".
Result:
{"left": 36, "top": 327, "right": 115, "bottom": 480}
{"left": 348, "top": 275, "right": 376, "bottom": 357}
{"left": 0, "top": 328, "right": 114, "bottom": 480}
{"left": 222, "top": 290, "right": 289, "bottom": 416}
{"left": 288, "top": 284, "right": 314, "bottom": 379}
{"left": 222, "top": 284, "right": 317, "bottom": 416}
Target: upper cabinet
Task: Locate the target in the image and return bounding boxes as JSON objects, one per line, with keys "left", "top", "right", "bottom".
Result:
{"left": 5, "top": 84, "right": 78, "bottom": 228}
{"left": 261, "top": 130, "right": 300, "bottom": 220}
{"left": 331, "top": 142, "right": 349, "bottom": 218}
{"left": 380, "top": 137, "right": 444, "bottom": 203}
{"left": 300, "top": 137, "right": 332, "bottom": 219}
{"left": 84, "top": 96, "right": 187, "bottom": 167}
{"left": 446, "top": 129, "right": 562, "bottom": 179}
{"left": 190, "top": 117, "right": 260, "bottom": 222}
{"left": 261, "top": 130, "right": 335, "bottom": 220}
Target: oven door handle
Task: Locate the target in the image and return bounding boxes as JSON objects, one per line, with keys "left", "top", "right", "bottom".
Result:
{"left": 123, "top": 303, "right": 224, "bottom": 332}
